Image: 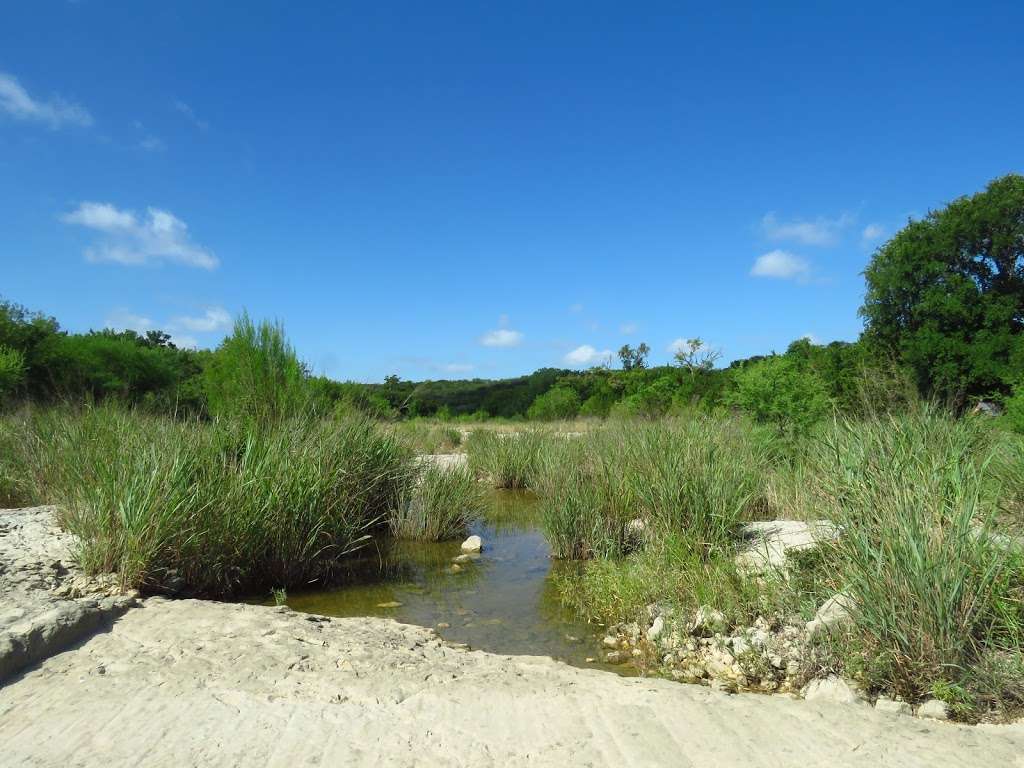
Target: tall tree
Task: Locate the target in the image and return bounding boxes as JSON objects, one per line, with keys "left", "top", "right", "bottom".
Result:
{"left": 860, "top": 174, "right": 1024, "bottom": 401}
{"left": 617, "top": 342, "right": 650, "bottom": 371}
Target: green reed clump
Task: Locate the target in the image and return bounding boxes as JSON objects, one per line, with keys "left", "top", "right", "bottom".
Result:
{"left": 810, "top": 409, "right": 1024, "bottom": 716}
{"left": 390, "top": 464, "right": 485, "bottom": 541}
{"left": 9, "top": 404, "right": 413, "bottom": 595}
{"left": 538, "top": 418, "right": 769, "bottom": 561}
{"left": 466, "top": 429, "right": 547, "bottom": 489}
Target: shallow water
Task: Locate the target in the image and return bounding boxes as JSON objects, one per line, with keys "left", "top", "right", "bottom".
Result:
{"left": 273, "top": 490, "right": 628, "bottom": 673}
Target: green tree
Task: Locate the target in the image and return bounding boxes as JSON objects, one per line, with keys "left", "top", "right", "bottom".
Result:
{"left": 860, "top": 174, "right": 1024, "bottom": 403}
{"left": 527, "top": 386, "right": 581, "bottom": 421}
{"left": 673, "top": 338, "right": 720, "bottom": 376}
{"left": 618, "top": 342, "right": 650, "bottom": 371}
{"left": 726, "top": 356, "right": 830, "bottom": 437}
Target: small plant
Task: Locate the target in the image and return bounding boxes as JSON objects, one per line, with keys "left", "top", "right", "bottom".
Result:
{"left": 271, "top": 587, "right": 288, "bottom": 606}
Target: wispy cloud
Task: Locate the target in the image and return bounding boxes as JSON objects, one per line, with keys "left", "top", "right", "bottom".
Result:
{"left": 619, "top": 322, "right": 638, "bottom": 335}
{"left": 750, "top": 249, "right": 810, "bottom": 280}
{"left": 480, "top": 328, "right": 523, "bottom": 348}
{"left": 62, "top": 202, "right": 218, "bottom": 270}
{"left": 861, "top": 223, "right": 886, "bottom": 244}
{"left": 174, "top": 100, "right": 208, "bottom": 130}
{"left": 172, "top": 306, "right": 231, "bottom": 333}
{"left": 761, "top": 212, "right": 854, "bottom": 247}
{"left": 139, "top": 135, "right": 166, "bottom": 152}
{"left": 564, "top": 344, "right": 612, "bottom": 366}
{"left": 441, "top": 363, "right": 474, "bottom": 374}
{"left": 0, "top": 72, "right": 92, "bottom": 129}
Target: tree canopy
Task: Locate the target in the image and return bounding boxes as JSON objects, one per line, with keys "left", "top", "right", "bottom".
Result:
{"left": 860, "top": 173, "right": 1024, "bottom": 402}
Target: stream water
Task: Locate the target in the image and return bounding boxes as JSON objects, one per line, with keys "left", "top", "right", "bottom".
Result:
{"left": 273, "top": 490, "right": 629, "bottom": 673}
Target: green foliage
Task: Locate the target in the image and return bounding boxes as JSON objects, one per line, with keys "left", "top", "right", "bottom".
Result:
{"left": 860, "top": 173, "right": 1024, "bottom": 402}
{"left": 0, "top": 345, "right": 26, "bottom": 401}
{"left": 1005, "top": 380, "right": 1024, "bottom": 434}
{"left": 527, "top": 386, "right": 581, "bottom": 421}
{"left": 391, "top": 465, "right": 485, "bottom": 540}
{"left": 726, "top": 356, "right": 831, "bottom": 437}
{"left": 203, "top": 312, "right": 309, "bottom": 424}
{"left": 6, "top": 404, "right": 412, "bottom": 595}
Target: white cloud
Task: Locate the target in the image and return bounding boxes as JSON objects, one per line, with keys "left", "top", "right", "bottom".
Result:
{"left": 174, "top": 100, "right": 208, "bottom": 130}
{"left": 619, "top": 322, "right": 638, "bottom": 335}
{"left": 62, "top": 202, "right": 218, "bottom": 270}
{"left": 139, "top": 135, "right": 166, "bottom": 152}
{"left": 750, "top": 249, "right": 810, "bottom": 280}
{"left": 667, "top": 338, "right": 690, "bottom": 354}
{"left": 761, "top": 212, "right": 854, "bottom": 247}
{"left": 172, "top": 306, "right": 231, "bottom": 333}
{"left": 0, "top": 72, "right": 92, "bottom": 129}
{"left": 564, "top": 344, "right": 612, "bottom": 366}
{"left": 480, "top": 328, "right": 523, "bottom": 348}
{"left": 861, "top": 223, "right": 886, "bottom": 243}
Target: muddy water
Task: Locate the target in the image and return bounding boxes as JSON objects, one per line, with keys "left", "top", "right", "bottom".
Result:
{"left": 275, "top": 491, "right": 628, "bottom": 673}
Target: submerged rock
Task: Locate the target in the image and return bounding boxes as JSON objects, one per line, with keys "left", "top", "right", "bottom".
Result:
{"left": 461, "top": 535, "right": 483, "bottom": 554}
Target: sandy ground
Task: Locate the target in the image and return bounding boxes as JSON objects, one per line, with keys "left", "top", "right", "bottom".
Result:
{"left": 3, "top": 507, "right": 1024, "bottom": 767}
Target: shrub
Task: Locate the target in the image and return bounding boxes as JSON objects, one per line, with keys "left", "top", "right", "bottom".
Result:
{"left": 527, "top": 386, "right": 581, "bottom": 421}
{"left": 390, "top": 464, "right": 485, "bottom": 540}
{"left": 203, "top": 312, "right": 309, "bottom": 424}
{"left": 0, "top": 345, "right": 25, "bottom": 402}
{"left": 726, "top": 356, "right": 831, "bottom": 438}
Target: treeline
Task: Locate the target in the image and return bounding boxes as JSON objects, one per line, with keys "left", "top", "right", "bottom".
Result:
{"left": 2, "top": 173, "right": 1022, "bottom": 429}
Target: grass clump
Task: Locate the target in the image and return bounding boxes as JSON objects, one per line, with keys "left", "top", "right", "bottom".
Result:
{"left": 390, "top": 464, "right": 485, "bottom": 541}
{"left": 809, "top": 410, "right": 1024, "bottom": 715}
{"left": 466, "top": 429, "right": 547, "bottom": 489}
{"left": 7, "top": 404, "right": 413, "bottom": 595}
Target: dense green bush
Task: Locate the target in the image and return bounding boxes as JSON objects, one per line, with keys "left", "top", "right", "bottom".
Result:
{"left": 726, "top": 356, "right": 831, "bottom": 437}
{"left": 203, "top": 313, "right": 310, "bottom": 424}
{"left": 0, "top": 345, "right": 25, "bottom": 401}
{"left": 527, "top": 386, "right": 581, "bottom": 421}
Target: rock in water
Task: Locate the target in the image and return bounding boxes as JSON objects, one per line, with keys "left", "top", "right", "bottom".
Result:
{"left": 461, "top": 535, "right": 483, "bottom": 553}
{"left": 375, "top": 601, "right": 402, "bottom": 609}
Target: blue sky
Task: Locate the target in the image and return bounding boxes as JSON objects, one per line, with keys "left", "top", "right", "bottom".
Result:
{"left": 2, "top": 2, "right": 1022, "bottom": 382}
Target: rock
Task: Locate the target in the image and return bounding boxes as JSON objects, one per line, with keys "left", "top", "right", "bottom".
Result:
{"left": 647, "top": 616, "right": 665, "bottom": 642}
{"left": 602, "top": 635, "right": 619, "bottom": 649}
{"left": 730, "top": 636, "right": 750, "bottom": 657}
{"left": 460, "top": 535, "right": 483, "bottom": 554}
{"left": 451, "top": 554, "right": 474, "bottom": 564}
{"left": 375, "top": 601, "right": 402, "bottom": 609}
{"left": 735, "top": 520, "right": 839, "bottom": 576}
{"left": 806, "top": 592, "right": 855, "bottom": 638}
{"left": 916, "top": 699, "right": 948, "bottom": 721}
{"left": 802, "top": 676, "right": 868, "bottom": 707}
{"left": 605, "top": 651, "right": 625, "bottom": 664}
{"left": 875, "top": 696, "right": 912, "bottom": 716}
{"left": 690, "top": 606, "right": 728, "bottom": 637}
{"left": 449, "top": 564, "right": 462, "bottom": 574}
{"left": 436, "top": 622, "right": 450, "bottom": 629}
{"left": 624, "top": 519, "right": 647, "bottom": 550}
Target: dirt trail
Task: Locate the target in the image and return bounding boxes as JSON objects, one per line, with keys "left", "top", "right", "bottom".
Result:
{"left": 2, "top": 506, "right": 1023, "bottom": 767}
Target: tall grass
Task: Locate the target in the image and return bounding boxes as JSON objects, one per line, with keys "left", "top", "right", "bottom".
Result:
{"left": 466, "top": 429, "right": 547, "bottom": 489}
{"left": 390, "top": 464, "right": 485, "bottom": 541}
{"left": 809, "top": 410, "right": 1024, "bottom": 710}
{"left": 7, "top": 404, "right": 413, "bottom": 595}
{"left": 537, "top": 418, "right": 769, "bottom": 560}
